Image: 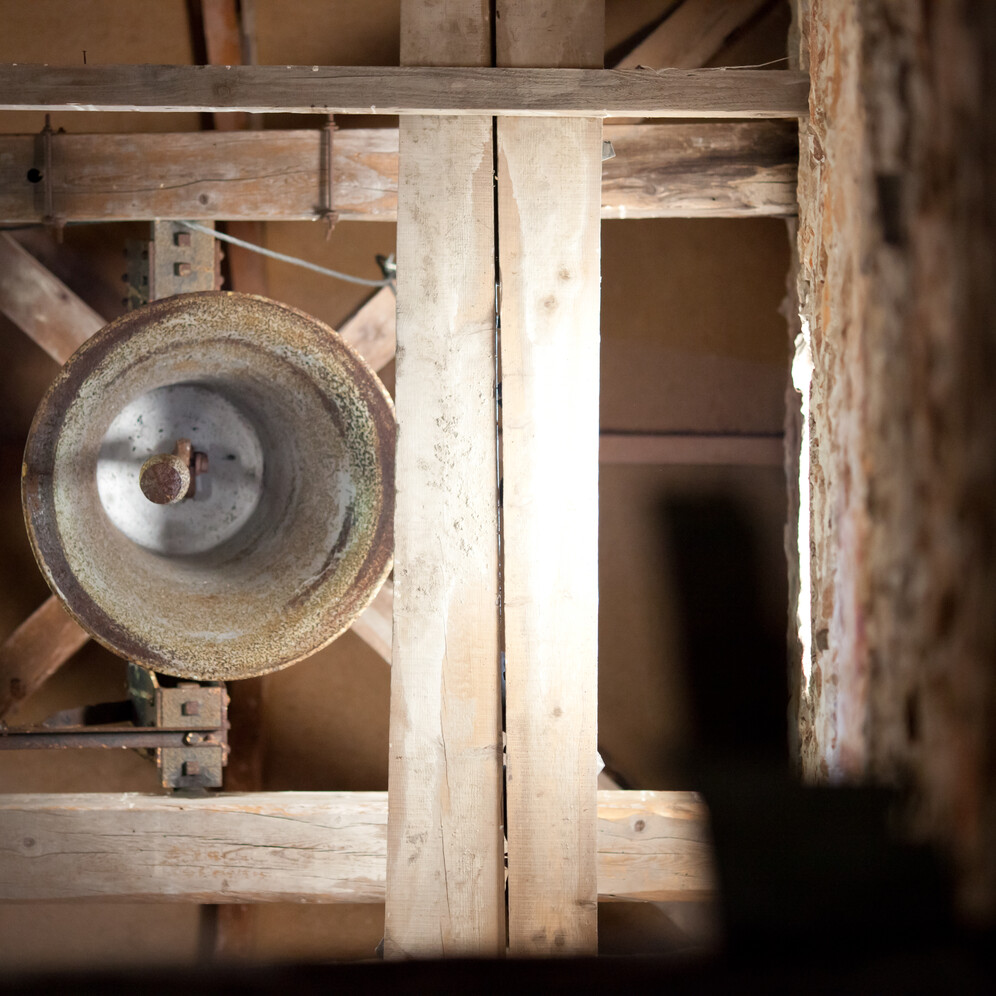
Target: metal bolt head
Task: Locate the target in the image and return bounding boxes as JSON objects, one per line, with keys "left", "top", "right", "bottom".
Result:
{"left": 181, "top": 700, "right": 200, "bottom": 717}
{"left": 174, "top": 262, "right": 193, "bottom": 277}
{"left": 174, "top": 232, "right": 192, "bottom": 248}
{"left": 139, "top": 453, "right": 191, "bottom": 505}
{"left": 182, "top": 760, "right": 201, "bottom": 777}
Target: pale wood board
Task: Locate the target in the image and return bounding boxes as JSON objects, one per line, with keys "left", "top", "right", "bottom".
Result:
{"left": 600, "top": 120, "right": 797, "bottom": 218}
{"left": 0, "top": 232, "right": 104, "bottom": 363}
{"left": 0, "top": 64, "right": 810, "bottom": 118}
{"left": 0, "top": 123, "right": 797, "bottom": 223}
{"left": 497, "top": 0, "right": 603, "bottom": 958}
{"left": 385, "top": 0, "right": 504, "bottom": 959}
{"left": 0, "top": 791, "right": 716, "bottom": 905}
{"left": 349, "top": 578, "right": 392, "bottom": 665}
{"left": 616, "top": 0, "right": 771, "bottom": 69}
{"left": 337, "top": 286, "right": 397, "bottom": 374}
{"left": 0, "top": 595, "right": 90, "bottom": 719}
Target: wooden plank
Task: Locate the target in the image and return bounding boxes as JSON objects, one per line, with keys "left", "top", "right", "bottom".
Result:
{"left": 202, "top": 0, "right": 249, "bottom": 132}
{"left": 0, "top": 123, "right": 797, "bottom": 224}
{"left": 349, "top": 579, "right": 392, "bottom": 665}
{"left": 0, "top": 130, "right": 396, "bottom": 222}
{"left": 616, "top": 0, "right": 771, "bottom": 69}
{"left": 0, "top": 232, "right": 104, "bottom": 363}
{"left": 0, "top": 64, "right": 810, "bottom": 118}
{"left": 599, "top": 432, "right": 785, "bottom": 465}
{"left": 0, "top": 791, "right": 716, "bottom": 904}
{"left": 0, "top": 596, "right": 90, "bottom": 720}
{"left": 337, "top": 286, "right": 396, "bottom": 373}
{"left": 384, "top": 0, "right": 504, "bottom": 960}
{"left": 497, "top": 0, "right": 602, "bottom": 958}
{"left": 202, "top": 0, "right": 269, "bottom": 300}
{"left": 601, "top": 120, "right": 797, "bottom": 218}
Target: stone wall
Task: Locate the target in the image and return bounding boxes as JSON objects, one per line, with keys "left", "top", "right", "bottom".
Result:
{"left": 793, "top": 0, "right": 996, "bottom": 922}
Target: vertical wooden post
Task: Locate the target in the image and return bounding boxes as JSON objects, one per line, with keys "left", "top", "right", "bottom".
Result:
{"left": 497, "top": 0, "right": 604, "bottom": 957}
{"left": 384, "top": 0, "right": 505, "bottom": 958}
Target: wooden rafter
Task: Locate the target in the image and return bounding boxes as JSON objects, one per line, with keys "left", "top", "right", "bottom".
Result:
{"left": 200, "top": 0, "right": 269, "bottom": 299}
{"left": 0, "top": 790, "right": 716, "bottom": 905}
{"left": 0, "top": 64, "right": 809, "bottom": 118}
{"left": 0, "top": 597, "right": 90, "bottom": 720}
{"left": 0, "top": 122, "right": 797, "bottom": 224}
{"left": 0, "top": 232, "right": 103, "bottom": 363}
{"left": 615, "top": 0, "right": 772, "bottom": 69}
{"left": 498, "top": 0, "right": 602, "bottom": 956}
{"left": 384, "top": 0, "right": 504, "bottom": 959}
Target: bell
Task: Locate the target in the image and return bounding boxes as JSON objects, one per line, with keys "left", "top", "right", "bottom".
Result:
{"left": 22, "top": 292, "right": 395, "bottom": 681}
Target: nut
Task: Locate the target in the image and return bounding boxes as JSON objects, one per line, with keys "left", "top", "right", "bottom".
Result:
{"left": 139, "top": 453, "right": 192, "bottom": 505}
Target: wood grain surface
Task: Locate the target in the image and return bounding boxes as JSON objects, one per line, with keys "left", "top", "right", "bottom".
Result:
{"left": 0, "top": 790, "right": 717, "bottom": 905}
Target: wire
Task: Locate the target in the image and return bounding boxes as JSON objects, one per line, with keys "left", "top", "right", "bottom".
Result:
{"left": 178, "top": 220, "right": 394, "bottom": 289}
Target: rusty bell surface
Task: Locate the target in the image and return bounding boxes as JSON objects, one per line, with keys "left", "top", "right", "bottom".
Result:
{"left": 22, "top": 291, "right": 395, "bottom": 681}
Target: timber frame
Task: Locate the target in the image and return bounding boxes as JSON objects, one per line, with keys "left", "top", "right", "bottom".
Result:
{"left": 0, "top": 3, "right": 808, "bottom": 961}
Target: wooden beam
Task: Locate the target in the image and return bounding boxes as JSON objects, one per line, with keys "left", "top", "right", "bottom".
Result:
{"left": 0, "top": 232, "right": 104, "bottom": 363}
{"left": 201, "top": 0, "right": 249, "bottom": 131}
{"left": 0, "top": 596, "right": 90, "bottom": 720}
{"left": 615, "top": 0, "right": 771, "bottom": 69}
{"left": 0, "top": 64, "right": 809, "bottom": 118}
{"left": 201, "top": 0, "right": 269, "bottom": 299}
{"left": 0, "top": 122, "right": 797, "bottom": 224}
{"left": 0, "top": 790, "right": 716, "bottom": 904}
{"left": 497, "top": 0, "right": 602, "bottom": 958}
{"left": 599, "top": 432, "right": 785, "bottom": 465}
{"left": 600, "top": 120, "right": 796, "bottom": 218}
{"left": 349, "top": 578, "right": 392, "bottom": 665}
{"left": 0, "top": 130, "right": 396, "bottom": 223}
{"left": 385, "top": 0, "right": 504, "bottom": 959}
{"left": 337, "top": 286, "right": 396, "bottom": 373}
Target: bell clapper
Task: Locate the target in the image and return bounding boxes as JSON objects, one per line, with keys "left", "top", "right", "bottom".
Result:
{"left": 139, "top": 438, "right": 209, "bottom": 505}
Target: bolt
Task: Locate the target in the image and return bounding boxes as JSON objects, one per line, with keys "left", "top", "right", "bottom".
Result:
{"left": 182, "top": 760, "right": 201, "bottom": 777}
{"left": 193, "top": 451, "right": 209, "bottom": 476}
{"left": 174, "top": 232, "right": 191, "bottom": 248}
{"left": 181, "top": 700, "right": 200, "bottom": 717}
{"left": 139, "top": 453, "right": 191, "bottom": 505}
{"left": 174, "top": 262, "right": 192, "bottom": 277}
{"left": 184, "top": 732, "right": 205, "bottom": 746}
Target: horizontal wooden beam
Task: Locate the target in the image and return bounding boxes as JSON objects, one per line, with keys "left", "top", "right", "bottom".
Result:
{"left": 0, "top": 122, "right": 797, "bottom": 224}
{"left": 0, "top": 64, "right": 809, "bottom": 118}
{"left": 0, "top": 790, "right": 715, "bottom": 904}
{"left": 600, "top": 120, "right": 796, "bottom": 218}
{"left": 599, "top": 432, "right": 785, "bottom": 465}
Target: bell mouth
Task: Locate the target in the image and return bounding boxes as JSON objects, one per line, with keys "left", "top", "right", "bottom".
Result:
{"left": 22, "top": 291, "right": 395, "bottom": 682}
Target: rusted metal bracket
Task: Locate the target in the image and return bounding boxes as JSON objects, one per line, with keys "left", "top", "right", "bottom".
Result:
{"left": 0, "top": 665, "right": 229, "bottom": 790}
{"left": 124, "top": 220, "right": 222, "bottom": 308}
{"left": 129, "top": 665, "right": 230, "bottom": 789}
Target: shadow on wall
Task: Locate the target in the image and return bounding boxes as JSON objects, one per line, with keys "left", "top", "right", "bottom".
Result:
{"left": 658, "top": 494, "right": 956, "bottom": 960}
